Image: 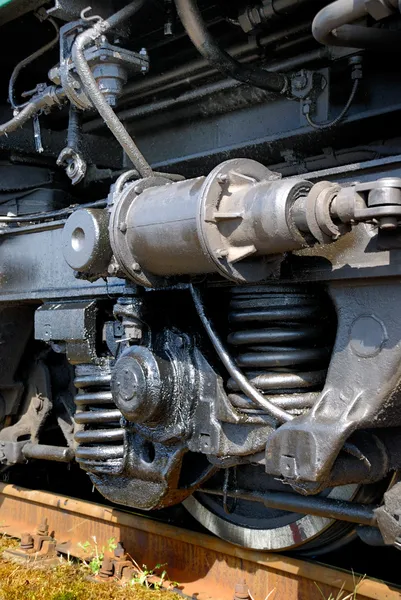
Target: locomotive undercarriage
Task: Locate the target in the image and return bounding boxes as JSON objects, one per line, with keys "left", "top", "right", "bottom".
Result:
{"left": 1, "top": 0, "right": 401, "bottom": 554}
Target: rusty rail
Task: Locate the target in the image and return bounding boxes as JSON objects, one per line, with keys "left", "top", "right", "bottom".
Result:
{"left": 0, "top": 483, "right": 399, "bottom": 600}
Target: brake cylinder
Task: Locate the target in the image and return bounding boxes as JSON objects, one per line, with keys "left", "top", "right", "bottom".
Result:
{"left": 62, "top": 158, "right": 340, "bottom": 286}
{"left": 108, "top": 158, "right": 312, "bottom": 285}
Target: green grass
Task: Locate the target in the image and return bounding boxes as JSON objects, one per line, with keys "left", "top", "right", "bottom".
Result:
{"left": 0, "top": 537, "right": 182, "bottom": 600}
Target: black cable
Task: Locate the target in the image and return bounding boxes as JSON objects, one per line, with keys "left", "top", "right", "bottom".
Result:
{"left": 8, "top": 17, "right": 60, "bottom": 110}
{"left": 174, "top": 0, "right": 289, "bottom": 94}
{"left": 0, "top": 199, "right": 107, "bottom": 224}
{"left": 305, "top": 79, "right": 359, "bottom": 130}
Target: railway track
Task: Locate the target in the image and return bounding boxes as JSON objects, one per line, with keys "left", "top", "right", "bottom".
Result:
{"left": 0, "top": 483, "right": 399, "bottom": 600}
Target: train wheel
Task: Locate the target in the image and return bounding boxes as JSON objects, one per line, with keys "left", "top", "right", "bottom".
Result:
{"left": 183, "top": 466, "right": 385, "bottom": 553}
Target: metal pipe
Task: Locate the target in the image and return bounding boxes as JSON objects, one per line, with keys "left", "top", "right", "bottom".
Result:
{"left": 0, "top": 199, "right": 107, "bottom": 223}
{"left": 190, "top": 285, "right": 293, "bottom": 424}
{"left": 120, "top": 21, "right": 311, "bottom": 104}
{"left": 8, "top": 17, "right": 59, "bottom": 110}
{"left": 22, "top": 443, "right": 74, "bottom": 463}
{"left": 335, "top": 24, "right": 401, "bottom": 49}
{"left": 84, "top": 48, "right": 325, "bottom": 133}
{"left": 0, "top": 101, "right": 39, "bottom": 137}
{"left": 174, "top": 0, "right": 288, "bottom": 94}
{"left": 200, "top": 488, "right": 377, "bottom": 527}
{"left": 72, "top": 0, "right": 153, "bottom": 178}
{"left": 312, "top": 0, "right": 398, "bottom": 48}
{"left": 312, "top": 0, "right": 367, "bottom": 46}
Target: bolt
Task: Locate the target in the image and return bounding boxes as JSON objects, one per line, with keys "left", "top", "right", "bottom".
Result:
{"left": 98, "top": 556, "right": 114, "bottom": 579}
{"left": 217, "top": 174, "right": 228, "bottom": 184}
{"left": 134, "top": 185, "right": 142, "bottom": 194}
{"left": 234, "top": 582, "right": 250, "bottom": 600}
{"left": 293, "top": 75, "right": 307, "bottom": 90}
{"left": 108, "top": 263, "right": 119, "bottom": 276}
{"left": 72, "top": 80, "right": 81, "bottom": 90}
{"left": 119, "top": 221, "right": 127, "bottom": 233}
{"left": 379, "top": 216, "right": 398, "bottom": 230}
{"left": 114, "top": 541, "right": 126, "bottom": 559}
{"left": 139, "top": 47, "right": 147, "bottom": 56}
{"left": 131, "top": 262, "right": 141, "bottom": 273}
{"left": 37, "top": 518, "right": 49, "bottom": 536}
{"left": 20, "top": 533, "right": 34, "bottom": 550}
{"left": 215, "top": 248, "right": 228, "bottom": 259}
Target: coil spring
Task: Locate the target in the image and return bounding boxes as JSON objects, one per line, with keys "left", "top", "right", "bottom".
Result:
{"left": 227, "top": 285, "right": 332, "bottom": 414}
{"left": 74, "top": 362, "right": 125, "bottom": 473}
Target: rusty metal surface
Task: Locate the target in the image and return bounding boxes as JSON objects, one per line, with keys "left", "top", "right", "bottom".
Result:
{"left": 0, "top": 483, "right": 399, "bottom": 600}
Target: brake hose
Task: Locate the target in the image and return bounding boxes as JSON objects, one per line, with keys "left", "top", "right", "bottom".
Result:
{"left": 174, "top": 0, "right": 289, "bottom": 95}
{"left": 72, "top": 0, "right": 153, "bottom": 178}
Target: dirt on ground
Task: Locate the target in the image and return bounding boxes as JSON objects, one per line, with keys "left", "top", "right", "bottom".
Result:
{"left": 0, "top": 538, "right": 182, "bottom": 600}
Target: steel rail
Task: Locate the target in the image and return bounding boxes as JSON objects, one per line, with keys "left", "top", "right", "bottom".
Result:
{"left": 0, "top": 484, "right": 399, "bottom": 599}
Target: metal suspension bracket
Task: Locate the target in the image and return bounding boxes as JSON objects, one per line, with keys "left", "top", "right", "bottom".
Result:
{"left": 344, "top": 177, "right": 401, "bottom": 230}
{"left": 264, "top": 280, "right": 401, "bottom": 487}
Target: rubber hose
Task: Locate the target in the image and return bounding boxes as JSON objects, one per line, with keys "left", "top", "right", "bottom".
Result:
{"left": 72, "top": 1, "right": 152, "bottom": 178}
{"left": 174, "top": 0, "right": 288, "bottom": 94}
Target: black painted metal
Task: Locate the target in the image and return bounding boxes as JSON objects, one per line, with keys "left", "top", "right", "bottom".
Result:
{"left": 74, "top": 363, "right": 125, "bottom": 472}
{"left": 199, "top": 487, "right": 377, "bottom": 526}
{"left": 3, "top": 0, "right": 401, "bottom": 557}
{"left": 227, "top": 285, "right": 330, "bottom": 415}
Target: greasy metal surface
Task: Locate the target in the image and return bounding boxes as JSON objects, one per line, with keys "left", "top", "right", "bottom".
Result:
{"left": 0, "top": 484, "right": 399, "bottom": 600}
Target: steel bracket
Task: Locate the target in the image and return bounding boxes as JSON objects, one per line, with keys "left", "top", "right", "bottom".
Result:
{"left": 265, "top": 280, "right": 401, "bottom": 484}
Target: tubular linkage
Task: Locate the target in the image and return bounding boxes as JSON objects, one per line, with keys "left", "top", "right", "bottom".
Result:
{"left": 199, "top": 487, "right": 377, "bottom": 527}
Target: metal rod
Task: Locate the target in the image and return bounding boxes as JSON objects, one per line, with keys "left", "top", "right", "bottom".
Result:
{"left": 84, "top": 49, "right": 324, "bottom": 133}
{"left": 200, "top": 488, "right": 378, "bottom": 527}
{"left": 22, "top": 443, "right": 74, "bottom": 463}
